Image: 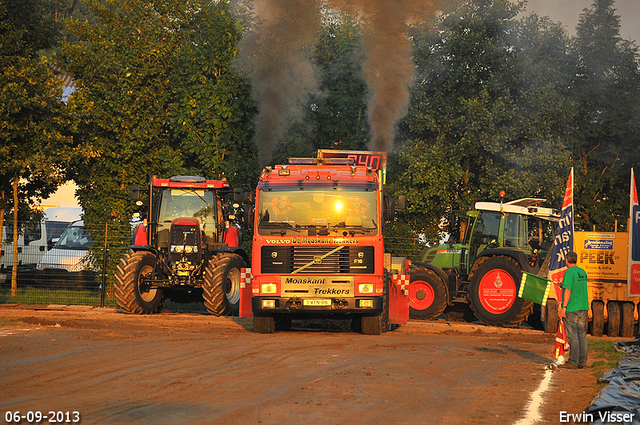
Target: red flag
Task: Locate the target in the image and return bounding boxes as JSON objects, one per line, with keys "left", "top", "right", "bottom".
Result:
{"left": 554, "top": 318, "right": 570, "bottom": 359}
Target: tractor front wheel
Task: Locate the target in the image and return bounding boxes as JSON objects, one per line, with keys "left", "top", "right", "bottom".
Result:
{"left": 408, "top": 267, "right": 447, "bottom": 320}
{"left": 203, "top": 256, "right": 227, "bottom": 316}
{"left": 213, "top": 253, "right": 245, "bottom": 316}
{"left": 114, "top": 251, "right": 163, "bottom": 314}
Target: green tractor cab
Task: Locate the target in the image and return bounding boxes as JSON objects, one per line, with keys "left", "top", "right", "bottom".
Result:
{"left": 410, "top": 198, "right": 559, "bottom": 327}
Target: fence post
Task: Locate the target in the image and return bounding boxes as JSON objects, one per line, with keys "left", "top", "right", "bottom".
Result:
{"left": 100, "top": 222, "right": 108, "bottom": 308}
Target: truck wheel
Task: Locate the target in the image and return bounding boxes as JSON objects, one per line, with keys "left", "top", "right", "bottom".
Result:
{"left": 254, "top": 315, "right": 275, "bottom": 334}
{"left": 542, "top": 299, "right": 559, "bottom": 334}
{"left": 212, "top": 253, "right": 245, "bottom": 316}
{"left": 409, "top": 268, "right": 447, "bottom": 320}
{"left": 591, "top": 300, "right": 605, "bottom": 337}
{"left": 607, "top": 302, "right": 620, "bottom": 337}
{"left": 361, "top": 315, "right": 383, "bottom": 335}
{"left": 620, "top": 302, "right": 635, "bottom": 338}
{"left": 114, "top": 251, "right": 163, "bottom": 314}
{"left": 468, "top": 257, "right": 532, "bottom": 327}
{"left": 203, "top": 256, "right": 227, "bottom": 316}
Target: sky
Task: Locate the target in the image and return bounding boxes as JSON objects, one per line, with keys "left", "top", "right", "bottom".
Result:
{"left": 524, "top": 0, "right": 640, "bottom": 43}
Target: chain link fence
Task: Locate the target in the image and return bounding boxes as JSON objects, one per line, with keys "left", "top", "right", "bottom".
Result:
{"left": 1, "top": 218, "right": 431, "bottom": 308}
{"left": 0, "top": 219, "right": 134, "bottom": 308}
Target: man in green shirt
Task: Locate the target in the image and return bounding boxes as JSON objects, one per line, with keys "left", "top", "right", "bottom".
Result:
{"left": 558, "top": 251, "right": 589, "bottom": 369}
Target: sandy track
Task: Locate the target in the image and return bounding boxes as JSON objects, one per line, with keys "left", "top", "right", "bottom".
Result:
{"left": 0, "top": 306, "right": 600, "bottom": 424}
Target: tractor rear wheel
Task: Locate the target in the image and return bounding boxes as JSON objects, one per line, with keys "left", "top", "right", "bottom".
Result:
{"left": 409, "top": 267, "right": 447, "bottom": 320}
{"left": 468, "top": 257, "right": 532, "bottom": 327}
{"left": 211, "top": 253, "right": 245, "bottom": 316}
{"left": 203, "top": 256, "right": 227, "bottom": 316}
{"left": 114, "top": 251, "right": 163, "bottom": 314}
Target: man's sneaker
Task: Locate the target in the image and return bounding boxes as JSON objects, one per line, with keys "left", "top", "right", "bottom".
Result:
{"left": 558, "top": 362, "right": 578, "bottom": 369}
{"left": 578, "top": 364, "right": 586, "bottom": 369}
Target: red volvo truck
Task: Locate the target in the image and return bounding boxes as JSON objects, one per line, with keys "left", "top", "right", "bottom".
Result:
{"left": 239, "top": 150, "right": 409, "bottom": 334}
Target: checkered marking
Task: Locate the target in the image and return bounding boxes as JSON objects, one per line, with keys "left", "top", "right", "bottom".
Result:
{"left": 240, "top": 268, "right": 253, "bottom": 289}
{"left": 392, "top": 274, "right": 410, "bottom": 295}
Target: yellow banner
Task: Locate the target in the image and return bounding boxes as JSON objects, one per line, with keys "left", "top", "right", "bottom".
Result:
{"left": 574, "top": 231, "right": 628, "bottom": 280}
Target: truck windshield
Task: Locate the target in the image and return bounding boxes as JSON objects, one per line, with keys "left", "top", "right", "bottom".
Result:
{"left": 157, "top": 189, "right": 217, "bottom": 247}
{"left": 56, "top": 224, "right": 91, "bottom": 250}
{"left": 257, "top": 187, "right": 378, "bottom": 236}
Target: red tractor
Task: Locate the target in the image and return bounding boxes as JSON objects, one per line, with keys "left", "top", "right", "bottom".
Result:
{"left": 114, "top": 175, "right": 248, "bottom": 315}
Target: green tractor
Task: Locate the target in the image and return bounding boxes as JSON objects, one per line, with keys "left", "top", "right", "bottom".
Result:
{"left": 409, "top": 198, "right": 559, "bottom": 327}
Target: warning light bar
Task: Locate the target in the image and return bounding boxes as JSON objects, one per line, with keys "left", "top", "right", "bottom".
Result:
{"left": 288, "top": 158, "right": 356, "bottom": 165}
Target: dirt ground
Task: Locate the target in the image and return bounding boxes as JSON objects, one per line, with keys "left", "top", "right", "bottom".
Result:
{"left": 0, "top": 305, "right": 610, "bottom": 425}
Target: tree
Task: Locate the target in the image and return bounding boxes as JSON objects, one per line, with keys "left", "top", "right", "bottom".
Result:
{"left": 0, "top": 0, "right": 73, "bottom": 295}
{"left": 60, "top": 0, "right": 256, "bottom": 283}
{"left": 569, "top": 0, "right": 640, "bottom": 230}
{"left": 389, "top": 0, "right": 575, "bottom": 239}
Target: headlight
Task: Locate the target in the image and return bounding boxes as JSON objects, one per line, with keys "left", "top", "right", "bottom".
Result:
{"left": 358, "top": 283, "right": 374, "bottom": 294}
{"left": 261, "top": 283, "right": 277, "bottom": 294}
{"left": 171, "top": 245, "right": 198, "bottom": 254}
{"left": 36, "top": 263, "right": 44, "bottom": 271}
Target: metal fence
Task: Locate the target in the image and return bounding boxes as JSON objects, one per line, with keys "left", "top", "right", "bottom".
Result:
{"left": 0, "top": 220, "right": 134, "bottom": 308}
{"left": 1, "top": 218, "right": 430, "bottom": 308}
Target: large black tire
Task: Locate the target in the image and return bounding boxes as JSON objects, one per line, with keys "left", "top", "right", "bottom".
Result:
{"left": 202, "top": 257, "right": 227, "bottom": 316}
{"left": 114, "top": 251, "right": 163, "bottom": 314}
{"left": 211, "top": 253, "right": 245, "bottom": 316}
{"left": 361, "top": 315, "right": 383, "bottom": 335}
{"left": 409, "top": 267, "right": 448, "bottom": 320}
{"left": 254, "top": 315, "right": 275, "bottom": 333}
{"left": 591, "top": 300, "right": 605, "bottom": 337}
{"left": 607, "top": 302, "right": 621, "bottom": 337}
{"left": 542, "top": 299, "right": 559, "bottom": 334}
{"left": 468, "top": 257, "right": 532, "bottom": 327}
{"left": 620, "top": 302, "right": 635, "bottom": 338}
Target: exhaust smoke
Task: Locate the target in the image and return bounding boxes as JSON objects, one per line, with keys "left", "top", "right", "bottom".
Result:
{"left": 235, "top": 0, "right": 441, "bottom": 165}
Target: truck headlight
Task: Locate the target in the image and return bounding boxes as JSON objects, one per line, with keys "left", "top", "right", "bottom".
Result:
{"left": 358, "top": 283, "right": 374, "bottom": 294}
{"left": 261, "top": 283, "right": 277, "bottom": 294}
{"left": 36, "top": 263, "right": 44, "bottom": 271}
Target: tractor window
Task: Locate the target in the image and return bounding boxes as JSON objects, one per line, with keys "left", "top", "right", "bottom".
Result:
{"left": 503, "top": 214, "right": 528, "bottom": 249}
{"left": 157, "top": 189, "right": 218, "bottom": 249}
{"left": 527, "top": 217, "right": 557, "bottom": 255}
{"left": 469, "top": 211, "right": 501, "bottom": 259}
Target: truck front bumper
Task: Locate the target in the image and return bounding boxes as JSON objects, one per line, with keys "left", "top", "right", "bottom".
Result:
{"left": 252, "top": 296, "right": 383, "bottom": 316}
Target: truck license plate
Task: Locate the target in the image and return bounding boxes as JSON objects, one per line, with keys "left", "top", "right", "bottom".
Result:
{"left": 303, "top": 299, "right": 331, "bottom": 306}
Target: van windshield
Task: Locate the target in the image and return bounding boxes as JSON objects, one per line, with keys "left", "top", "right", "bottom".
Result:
{"left": 56, "top": 225, "right": 91, "bottom": 250}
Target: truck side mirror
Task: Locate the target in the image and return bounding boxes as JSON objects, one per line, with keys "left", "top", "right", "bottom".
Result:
{"left": 130, "top": 185, "right": 142, "bottom": 201}
{"left": 397, "top": 195, "right": 407, "bottom": 211}
{"left": 233, "top": 187, "right": 244, "bottom": 203}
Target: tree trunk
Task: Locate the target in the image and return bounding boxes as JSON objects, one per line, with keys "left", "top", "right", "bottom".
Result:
{"left": 11, "top": 177, "right": 18, "bottom": 297}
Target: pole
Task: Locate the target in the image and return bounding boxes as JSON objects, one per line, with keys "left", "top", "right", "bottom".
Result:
{"left": 100, "top": 222, "right": 108, "bottom": 308}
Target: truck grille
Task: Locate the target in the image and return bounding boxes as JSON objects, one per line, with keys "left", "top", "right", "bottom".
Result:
{"left": 261, "top": 246, "right": 374, "bottom": 274}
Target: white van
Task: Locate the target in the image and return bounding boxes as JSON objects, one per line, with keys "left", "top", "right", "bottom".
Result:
{"left": 35, "top": 220, "right": 97, "bottom": 288}
{"left": 1, "top": 207, "right": 82, "bottom": 284}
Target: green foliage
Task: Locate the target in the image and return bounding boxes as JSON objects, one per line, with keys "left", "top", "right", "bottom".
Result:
{"left": 60, "top": 0, "right": 257, "bottom": 279}
{"left": 0, "top": 0, "right": 73, "bottom": 224}
{"left": 390, "top": 0, "right": 577, "bottom": 237}
{"left": 569, "top": 0, "right": 640, "bottom": 231}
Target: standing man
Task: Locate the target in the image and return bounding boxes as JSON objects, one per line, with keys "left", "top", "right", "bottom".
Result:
{"left": 558, "top": 251, "right": 589, "bottom": 369}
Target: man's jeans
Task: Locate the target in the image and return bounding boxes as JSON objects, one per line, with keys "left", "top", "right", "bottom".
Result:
{"left": 564, "top": 310, "right": 588, "bottom": 366}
